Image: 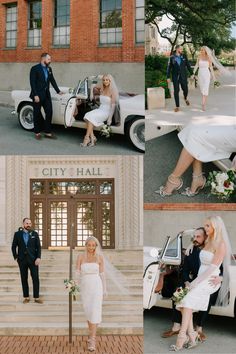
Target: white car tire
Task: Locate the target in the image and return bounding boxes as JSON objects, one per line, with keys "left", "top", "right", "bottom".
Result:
{"left": 18, "top": 104, "right": 34, "bottom": 131}
{"left": 126, "top": 116, "right": 145, "bottom": 152}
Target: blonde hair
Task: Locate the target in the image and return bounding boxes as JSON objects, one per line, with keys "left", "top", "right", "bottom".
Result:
{"left": 206, "top": 216, "right": 224, "bottom": 248}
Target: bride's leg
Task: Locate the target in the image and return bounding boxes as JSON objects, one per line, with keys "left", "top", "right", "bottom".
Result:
{"left": 202, "top": 95, "right": 207, "bottom": 111}
{"left": 187, "top": 315, "right": 200, "bottom": 348}
{"left": 157, "top": 148, "right": 195, "bottom": 195}
{"left": 190, "top": 160, "right": 206, "bottom": 192}
{"left": 81, "top": 122, "right": 91, "bottom": 147}
{"left": 172, "top": 307, "right": 192, "bottom": 349}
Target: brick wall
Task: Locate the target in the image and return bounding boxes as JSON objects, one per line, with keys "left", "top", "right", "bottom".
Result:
{"left": 0, "top": 0, "right": 144, "bottom": 63}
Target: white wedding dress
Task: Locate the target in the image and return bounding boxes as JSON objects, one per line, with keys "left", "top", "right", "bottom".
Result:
{"left": 80, "top": 262, "right": 103, "bottom": 324}
{"left": 197, "top": 60, "right": 211, "bottom": 95}
{"left": 178, "top": 117, "right": 236, "bottom": 162}
{"left": 83, "top": 95, "right": 111, "bottom": 127}
{"left": 176, "top": 250, "right": 220, "bottom": 311}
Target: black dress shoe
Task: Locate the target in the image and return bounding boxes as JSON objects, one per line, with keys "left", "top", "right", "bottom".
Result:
{"left": 44, "top": 133, "right": 57, "bottom": 140}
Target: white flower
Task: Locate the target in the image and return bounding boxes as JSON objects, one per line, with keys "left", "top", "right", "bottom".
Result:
{"left": 215, "top": 185, "right": 225, "bottom": 193}
{"left": 215, "top": 173, "right": 228, "bottom": 184}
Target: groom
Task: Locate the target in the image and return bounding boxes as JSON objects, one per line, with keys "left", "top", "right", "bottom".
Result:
{"left": 11, "top": 218, "right": 43, "bottom": 304}
{"left": 161, "top": 227, "right": 222, "bottom": 341}
{"left": 167, "top": 45, "right": 194, "bottom": 112}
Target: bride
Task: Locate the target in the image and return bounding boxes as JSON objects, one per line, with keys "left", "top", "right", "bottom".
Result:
{"left": 76, "top": 236, "right": 107, "bottom": 352}
{"left": 80, "top": 74, "right": 119, "bottom": 147}
{"left": 170, "top": 216, "right": 233, "bottom": 351}
{"left": 193, "top": 46, "right": 230, "bottom": 111}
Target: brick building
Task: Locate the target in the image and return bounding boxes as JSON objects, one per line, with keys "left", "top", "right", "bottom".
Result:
{"left": 0, "top": 0, "right": 145, "bottom": 92}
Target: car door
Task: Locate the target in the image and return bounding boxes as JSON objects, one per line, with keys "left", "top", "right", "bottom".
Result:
{"left": 64, "top": 79, "right": 88, "bottom": 127}
{"left": 143, "top": 236, "right": 172, "bottom": 310}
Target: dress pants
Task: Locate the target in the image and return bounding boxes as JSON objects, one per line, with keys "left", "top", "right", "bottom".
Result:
{"left": 33, "top": 94, "right": 53, "bottom": 134}
{"left": 173, "top": 76, "right": 188, "bottom": 107}
{"left": 18, "top": 257, "right": 40, "bottom": 298}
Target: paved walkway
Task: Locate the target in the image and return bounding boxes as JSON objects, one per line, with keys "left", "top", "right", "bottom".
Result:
{"left": 0, "top": 335, "right": 143, "bottom": 354}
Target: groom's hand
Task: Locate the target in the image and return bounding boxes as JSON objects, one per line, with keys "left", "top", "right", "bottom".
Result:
{"left": 208, "top": 275, "right": 222, "bottom": 287}
{"left": 35, "top": 258, "right": 41, "bottom": 266}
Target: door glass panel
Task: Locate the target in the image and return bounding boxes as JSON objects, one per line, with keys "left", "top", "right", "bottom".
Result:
{"left": 100, "top": 181, "right": 113, "bottom": 194}
{"left": 33, "top": 202, "right": 43, "bottom": 245}
{"left": 32, "top": 181, "right": 44, "bottom": 195}
{"left": 76, "top": 201, "right": 95, "bottom": 246}
{"left": 101, "top": 201, "right": 111, "bottom": 247}
{"left": 49, "top": 181, "right": 96, "bottom": 195}
{"left": 50, "top": 202, "right": 68, "bottom": 246}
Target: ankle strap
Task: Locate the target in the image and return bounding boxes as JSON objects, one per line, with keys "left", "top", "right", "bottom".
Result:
{"left": 192, "top": 173, "right": 204, "bottom": 179}
{"left": 168, "top": 174, "right": 182, "bottom": 185}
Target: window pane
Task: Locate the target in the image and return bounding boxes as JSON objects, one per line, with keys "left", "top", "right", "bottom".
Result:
{"left": 54, "top": 0, "right": 70, "bottom": 45}
{"left": 5, "top": 4, "right": 17, "bottom": 48}
{"left": 100, "top": 0, "right": 122, "bottom": 44}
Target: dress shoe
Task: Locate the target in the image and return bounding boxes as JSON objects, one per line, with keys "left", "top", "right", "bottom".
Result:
{"left": 34, "top": 298, "right": 43, "bottom": 304}
{"left": 174, "top": 107, "right": 180, "bottom": 112}
{"left": 23, "top": 297, "right": 30, "bottom": 304}
{"left": 185, "top": 99, "right": 190, "bottom": 106}
{"left": 198, "top": 331, "right": 206, "bottom": 341}
{"left": 44, "top": 133, "right": 57, "bottom": 139}
{"left": 161, "top": 329, "right": 180, "bottom": 338}
{"left": 35, "top": 133, "right": 42, "bottom": 140}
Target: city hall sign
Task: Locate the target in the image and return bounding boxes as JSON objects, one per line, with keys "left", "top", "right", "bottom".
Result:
{"left": 41, "top": 167, "right": 104, "bottom": 177}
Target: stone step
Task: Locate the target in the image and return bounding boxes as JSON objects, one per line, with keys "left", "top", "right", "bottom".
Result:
{"left": 0, "top": 285, "right": 142, "bottom": 292}
{"left": 0, "top": 311, "right": 142, "bottom": 324}
{"left": 0, "top": 323, "right": 143, "bottom": 336}
{"left": 0, "top": 292, "right": 142, "bottom": 302}
{"left": 0, "top": 300, "right": 141, "bottom": 312}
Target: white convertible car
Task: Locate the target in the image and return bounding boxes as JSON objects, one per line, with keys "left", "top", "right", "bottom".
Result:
{"left": 143, "top": 230, "right": 236, "bottom": 318}
{"left": 11, "top": 75, "right": 145, "bottom": 152}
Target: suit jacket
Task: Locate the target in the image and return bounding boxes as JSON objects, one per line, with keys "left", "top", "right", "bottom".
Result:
{"left": 167, "top": 53, "right": 193, "bottom": 81}
{"left": 181, "top": 246, "right": 201, "bottom": 285}
{"left": 30, "top": 63, "right": 60, "bottom": 101}
{"left": 11, "top": 229, "right": 41, "bottom": 262}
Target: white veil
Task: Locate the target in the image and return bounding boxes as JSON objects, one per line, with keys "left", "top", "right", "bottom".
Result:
{"left": 203, "top": 46, "right": 231, "bottom": 77}
{"left": 102, "top": 74, "right": 119, "bottom": 104}
{"left": 210, "top": 216, "right": 235, "bottom": 306}
{"left": 82, "top": 236, "right": 130, "bottom": 295}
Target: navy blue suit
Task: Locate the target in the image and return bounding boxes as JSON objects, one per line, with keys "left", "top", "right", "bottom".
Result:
{"left": 12, "top": 229, "right": 41, "bottom": 298}
{"left": 167, "top": 53, "right": 193, "bottom": 107}
{"left": 30, "top": 63, "right": 60, "bottom": 134}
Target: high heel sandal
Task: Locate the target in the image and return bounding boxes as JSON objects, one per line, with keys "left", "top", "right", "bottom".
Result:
{"left": 89, "top": 135, "right": 97, "bottom": 147}
{"left": 80, "top": 135, "right": 90, "bottom": 147}
{"left": 169, "top": 333, "right": 189, "bottom": 351}
{"left": 181, "top": 173, "right": 206, "bottom": 197}
{"left": 186, "top": 330, "right": 201, "bottom": 349}
{"left": 155, "top": 174, "right": 183, "bottom": 197}
{"left": 88, "top": 336, "right": 96, "bottom": 352}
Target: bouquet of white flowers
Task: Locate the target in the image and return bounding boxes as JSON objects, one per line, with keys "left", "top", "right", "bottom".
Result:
{"left": 64, "top": 279, "right": 80, "bottom": 301}
{"left": 214, "top": 80, "right": 220, "bottom": 88}
{"left": 100, "top": 124, "right": 112, "bottom": 138}
{"left": 206, "top": 169, "right": 236, "bottom": 201}
{"left": 172, "top": 286, "right": 189, "bottom": 305}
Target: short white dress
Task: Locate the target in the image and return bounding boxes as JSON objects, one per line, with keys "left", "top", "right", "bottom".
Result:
{"left": 178, "top": 117, "right": 236, "bottom": 162}
{"left": 80, "top": 262, "right": 103, "bottom": 324}
{"left": 198, "top": 60, "right": 211, "bottom": 95}
{"left": 84, "top": 95, "right": 111, "bottom": 127}
{"left": 176, "top": 250, "right": 220, "bottom": 312}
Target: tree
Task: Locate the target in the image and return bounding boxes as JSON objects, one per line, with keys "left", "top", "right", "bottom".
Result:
{"left": 146, "top": 0, "right": 236, "bottom": 53}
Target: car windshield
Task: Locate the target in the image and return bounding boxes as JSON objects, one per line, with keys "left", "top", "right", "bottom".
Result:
{"left": 164, "top": 237, "right": 178, "bottom": 258}
{"left": 78, "top": 80, "right": 86, "bottom": 95}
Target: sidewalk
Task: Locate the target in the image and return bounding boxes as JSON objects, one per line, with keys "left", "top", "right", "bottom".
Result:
{"left": 0, "top": 335, "right": 143, "bottom": 354}
{"left": 146, "top": 69, "right": 236, "bottom": 133}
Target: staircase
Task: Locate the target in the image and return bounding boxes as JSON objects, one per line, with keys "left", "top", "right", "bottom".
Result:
{"left": 0, "top": 247, "right": 143, "bottom": 335}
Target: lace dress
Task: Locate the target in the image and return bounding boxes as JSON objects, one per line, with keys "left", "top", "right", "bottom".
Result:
{"left": 80, "top": 262, "right": 103, "bottom": 324}
{"left": 176, "top": 250, "right": 220, "bottom": 311}
{"left": 83, "top": 95, "right": 111, "bottom": 127}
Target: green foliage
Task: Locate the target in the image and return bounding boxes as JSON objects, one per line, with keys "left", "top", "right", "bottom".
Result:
{"left": 145, "top": 55, "right": 171, "bottom": 101}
